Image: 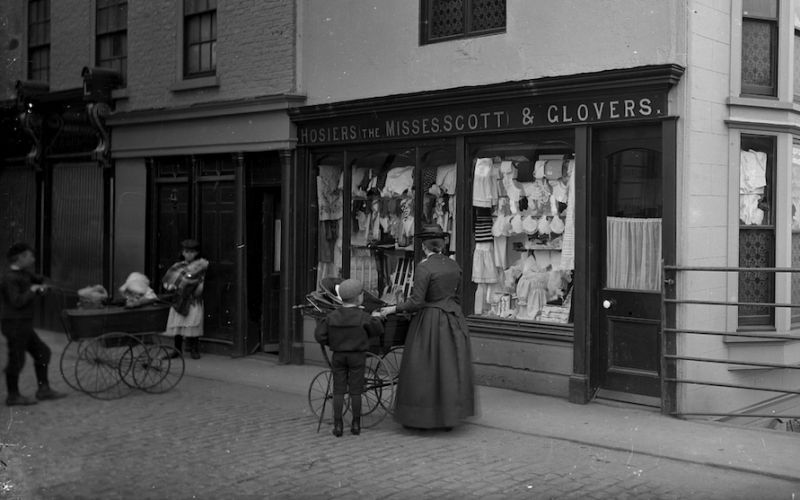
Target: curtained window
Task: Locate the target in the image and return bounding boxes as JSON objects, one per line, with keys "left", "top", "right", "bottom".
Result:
{"left": 606, "top": 217, "right": 662, "bottom": 291}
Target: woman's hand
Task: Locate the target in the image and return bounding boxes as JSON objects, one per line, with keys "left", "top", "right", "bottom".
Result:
{"left": 379, "top": 305, "right": 397, "bottom": 317}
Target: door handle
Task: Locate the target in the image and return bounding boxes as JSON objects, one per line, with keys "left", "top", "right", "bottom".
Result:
{"left": 602, "top": 299, "right": 616, "bottom": 310}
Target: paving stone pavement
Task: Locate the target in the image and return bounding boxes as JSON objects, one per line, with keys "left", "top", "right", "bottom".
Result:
{"left": 0, "top": 360, "right": 798, "bottom": 500}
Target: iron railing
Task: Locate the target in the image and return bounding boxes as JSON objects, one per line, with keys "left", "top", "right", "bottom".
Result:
{"left": 661, "top": 264, "right": 800, "bottom": 423}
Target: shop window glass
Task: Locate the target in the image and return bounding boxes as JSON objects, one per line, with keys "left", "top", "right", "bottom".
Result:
{"left": 739, "top": 135, "right": 776, "bottom": 326}
{"left": 421, "top": 0, "right": 506, "bottom": 45}
{"left": 349, "top": 149, "right": 417, "bottom": 304}
{"left": 742, "top": 0, "right": 778, "bottom": 96}
{"left": 791, "top": 143, "right": 800, "bottom": 324}
{"left": 468, "top": 139, "right": 574, "bottom": 324}
{"left": 314, "top": 154, "right": 344, "bottom": 287}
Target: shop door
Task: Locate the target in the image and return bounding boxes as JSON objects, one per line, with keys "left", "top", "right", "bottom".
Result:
{"left": 260, "top": 189, "right": 281, "bottom": 352}
{"left": 596, "top": 128, "right": 663, "bottom": 400}
{"left": 199, "top": 181, "right": 237, "bottom": 345}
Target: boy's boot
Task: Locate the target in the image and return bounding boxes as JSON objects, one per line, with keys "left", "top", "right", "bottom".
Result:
{"left": 5, "top": 373, "right": 36, "bottom": 406}
{"left": 332, "top": 394, "right": 344, "bottom": 437}
{"left": 350, "top": 395, "right": 362, "bottom": 435}
{"left": 190, "top": 337, "right": 201, "bottom": 359}
{"left": 34, "top": 363, "right": 66, "bottom": 401}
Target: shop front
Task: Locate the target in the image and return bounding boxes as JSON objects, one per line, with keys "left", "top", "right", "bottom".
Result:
{"left": 290, "top": 65, "right": 684, "bottom": 404}
{"left": 108, "top": 94, "right": 304, "bottom": 360}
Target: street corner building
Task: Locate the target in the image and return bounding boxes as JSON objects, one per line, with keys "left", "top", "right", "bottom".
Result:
{"left": 1, "top": 0, "right": 799, "bottom": 426}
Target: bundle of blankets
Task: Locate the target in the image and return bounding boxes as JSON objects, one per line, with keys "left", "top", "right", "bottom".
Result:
{"left": 161, "top": 258, "right": 209, "bottom": 315}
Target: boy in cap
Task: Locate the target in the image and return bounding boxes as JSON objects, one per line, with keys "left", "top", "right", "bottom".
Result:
{"left": 0, "top": 243, "right": 66, "bottom": 405}
{"left": 314, "top": 278, "right": 383, "bottom": 437}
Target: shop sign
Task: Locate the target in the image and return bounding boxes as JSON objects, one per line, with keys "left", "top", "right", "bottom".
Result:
{"left": 297, "top": 92, "right": 667, "bottom": 145}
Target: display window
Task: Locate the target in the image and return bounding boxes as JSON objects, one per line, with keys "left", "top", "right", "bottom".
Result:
{"left": 467, "top": 134, "right": 575, "bottom": 324}
{"left": 313, "top": 143, "right": 458, "bottom": 305}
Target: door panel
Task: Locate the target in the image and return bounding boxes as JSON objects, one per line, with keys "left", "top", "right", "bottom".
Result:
{"left": 596, "top": 127, "right": 663, "bottom": 399}
{"left": 200, "top": 182, "right": 236, "bottom": 344}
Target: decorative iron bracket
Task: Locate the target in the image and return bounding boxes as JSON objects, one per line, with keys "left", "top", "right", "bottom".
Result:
{"left": 87, "top": 102, "right": 112, "bottom": 168}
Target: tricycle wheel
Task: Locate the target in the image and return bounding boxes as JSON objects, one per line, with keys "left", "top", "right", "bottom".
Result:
{"left": 359, "top": 365, "right": 387, "bottom": 428}
{"left": 74, "top": 333, "right": 138, "bottom": 400}
{"left": 308, "top": 369, "right": 333, "bottom": 419}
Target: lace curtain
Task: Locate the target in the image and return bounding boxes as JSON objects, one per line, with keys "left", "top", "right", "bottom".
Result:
{"left": 606, "top": 217, "right": 662, "bottom": 291}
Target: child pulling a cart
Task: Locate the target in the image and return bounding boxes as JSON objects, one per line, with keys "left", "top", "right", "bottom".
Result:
{"left": 0, "top": 242, "right": 67, "bottom": 406}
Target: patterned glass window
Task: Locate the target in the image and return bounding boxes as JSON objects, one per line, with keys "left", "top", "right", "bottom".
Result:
{"left": 96, "top": 0, "right": 128, "bottom": 84}
{"left": 184, "top": 0, "right": 217, "bottom": 77}
{"left": 27, "top": 0, "right": 50, "bottom": 82}
{"left": 741, "top": 0, "right": 778, "bottom": 96}
{"left": 739, "top": 135, "right": 776, "bottom": 327}
{"left": 421, "top": 0, "right": 506, "bottom": 45}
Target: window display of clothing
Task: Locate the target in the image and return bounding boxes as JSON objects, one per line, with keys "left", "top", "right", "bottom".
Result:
{"left": 470, "top": 149, "right": 575, "bottom": 324}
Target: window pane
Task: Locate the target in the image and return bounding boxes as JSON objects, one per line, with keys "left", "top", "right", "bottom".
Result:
{"left": 210, "top": 41, "right": 217, "bottom": 70}
{"left": 201, "top": 14, "right": 212, "bottom": 40}
{"left": 469, "top": 139, "right": 574, "bottom": 324}
{"left": 795, "top": 32, "right": 800, "bottom": 100}
{"left": 470, "top": 0, "right": 506, "bottom": 32}
{"left": 743, "top": 0, "right": 778, "bottom": 18}
{"left": 739, "top": 135, "right": 775, "bottom": 326}
{"left": 742, "top": 19, "right": 776, "bottom": 91}
{"left": 349, "top": 149, "right": 417, "bottom": 300}
{"left": 200, "top": 43, "right": 211, "bottom": 72}
{"left": 187, "top": 17, "right": 200, "bottom": 43}
{"left": 187, "top": 45, "right": 200, "bottom": 74}
{"left": 430, "top": 0, "right": 465, "bottom": 39}
{"left": 792, "top": 144, "right": 800, "bottom": 324}
{"left": 97, "top": 8, "right": 109, "bottom": 33}
{"left": 314, "top": 154, "right": 344, "bottom": 287}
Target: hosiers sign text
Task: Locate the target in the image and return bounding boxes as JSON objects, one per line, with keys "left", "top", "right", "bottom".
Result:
{"left": 297, "top": 93, "right": 666, "bottom": 145}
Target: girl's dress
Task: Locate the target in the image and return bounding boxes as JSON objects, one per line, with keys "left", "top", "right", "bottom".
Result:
{"left": 394, "top": 253, "right": 475, "bottom": 429}
{"left": 162, "top": 260, "right": 205, "bottom": 338}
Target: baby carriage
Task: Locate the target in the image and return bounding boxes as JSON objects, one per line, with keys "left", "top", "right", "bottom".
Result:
{"left": 298, "top": 277, "right": 408, "bottom": 431}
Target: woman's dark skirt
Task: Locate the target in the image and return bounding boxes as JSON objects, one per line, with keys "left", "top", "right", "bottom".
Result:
{"left": 393, "top": 307, "right": 475, "bottom": 429}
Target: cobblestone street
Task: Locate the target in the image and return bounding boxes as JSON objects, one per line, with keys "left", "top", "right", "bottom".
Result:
{"left": 1, "top": 364, "right": 798, "bottom": 499}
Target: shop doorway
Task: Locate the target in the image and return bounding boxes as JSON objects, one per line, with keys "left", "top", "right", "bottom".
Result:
{"left": 247, "top": 187, "right": 282, "bottom": 354}
{"left": 595, "top": 127, "right": 663, "bottom": 402}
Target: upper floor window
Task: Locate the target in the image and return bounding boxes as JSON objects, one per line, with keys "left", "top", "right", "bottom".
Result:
{"left": 420, "top": 0, "right": 506, "bottom": 45}
{"left": 739, "top": 134, "right": 776, "bottom": 327}
{"left": 184, "top": 0, "right": 217, "bottom": 78}
{"left": 27, "top": 0, "right": 50, "bottom": 82}
{"left": 741, "top": 0, "right": 778, "bottom": 97}
{"left": 96, "top": 0, "right": 128, "bottom": 85}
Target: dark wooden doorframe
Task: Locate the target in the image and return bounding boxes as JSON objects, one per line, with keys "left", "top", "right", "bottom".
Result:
{"left": 261, "top": 188, "right": 281, "bottom": 352}
{"left": 591, "top": 122, "right": 673, "bottom": 406}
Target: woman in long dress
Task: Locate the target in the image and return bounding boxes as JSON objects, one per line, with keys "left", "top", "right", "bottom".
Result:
{"left": 380, "top": 224, "right": 475, "bottom": 430}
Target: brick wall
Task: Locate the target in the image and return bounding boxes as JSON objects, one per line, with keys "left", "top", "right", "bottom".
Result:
{"left": 0, "top": 1, "right": 31, "bottom": 100}
{"left": 124, "top": 0, "right": 296, "bottom": 111}
{"left": 0, "top": 1, "right": 297, "bottom": 109}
